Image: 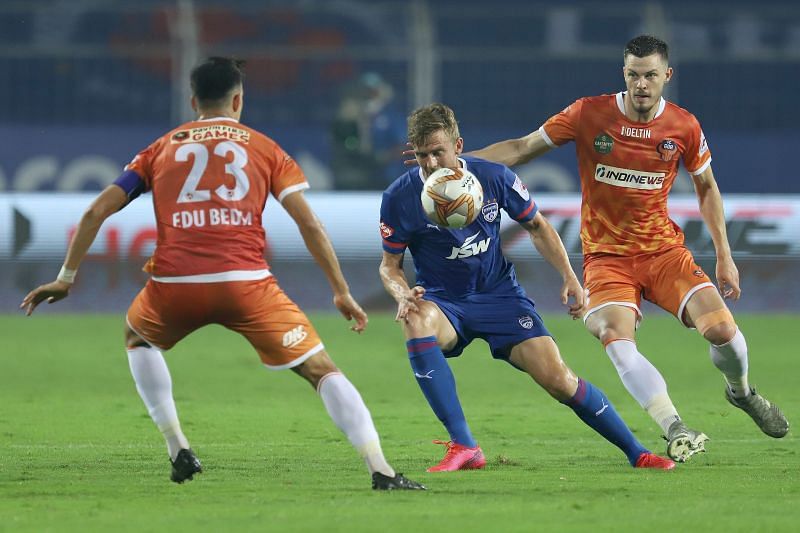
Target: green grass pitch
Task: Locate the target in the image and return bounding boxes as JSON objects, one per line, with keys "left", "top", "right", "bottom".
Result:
{"left": 1, "top": 313, "right": 797, "bottom": 532}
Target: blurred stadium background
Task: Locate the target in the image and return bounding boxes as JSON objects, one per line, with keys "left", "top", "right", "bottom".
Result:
{"left": 1, "top": 0, "right": 799, "bottom": 314}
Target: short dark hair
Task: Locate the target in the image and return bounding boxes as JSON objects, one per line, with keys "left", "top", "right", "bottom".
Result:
{"left": 190, "top": 57, "right": 246, "bottom": 107}
{"left": 624, "top": 35, "right": 669, "bottom": 62}
{"left": 407, "top": 103, "right": 460, "bottom": 147}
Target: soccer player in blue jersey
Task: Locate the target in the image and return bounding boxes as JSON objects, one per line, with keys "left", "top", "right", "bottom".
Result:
{"left": 379, "top": 103, "right": 675, "bottom": 472}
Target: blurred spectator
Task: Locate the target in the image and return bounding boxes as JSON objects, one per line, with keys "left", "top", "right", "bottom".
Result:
{"left": 330, "top": 72, "right": 406, "bottom": 190}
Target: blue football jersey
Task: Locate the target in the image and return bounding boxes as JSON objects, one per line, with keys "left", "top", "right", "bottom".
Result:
{"left": 380, "top": 156, "right": 537, "bottom": 297}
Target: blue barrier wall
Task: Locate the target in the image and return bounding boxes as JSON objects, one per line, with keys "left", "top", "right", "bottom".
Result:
{"left": 1, "top": 126, "right": 797, "bottom": 193}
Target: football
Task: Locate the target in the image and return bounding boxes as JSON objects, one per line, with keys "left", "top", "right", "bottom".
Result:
{"left": 420, "top": 167, "right": 484, "bottom": 228}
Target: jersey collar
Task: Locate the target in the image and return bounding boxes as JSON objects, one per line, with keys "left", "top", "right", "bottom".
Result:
{"left": 197, "top": 116, "right": 240, "bottom": 123}
{"left": 616, "top": 91, "right": 666, "bottom": 120}
{"left": 417, "top": 157, "right": 469, "bottom": 183}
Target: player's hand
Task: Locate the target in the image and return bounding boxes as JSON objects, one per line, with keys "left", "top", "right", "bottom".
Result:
{"left": 395, "top": 285, "right": 426, "bottom": 322}
{"left": 333, "top": 292, "right": 368, "bottom": 333}
{"left": 561, "top": 277, "right": 587, "bottom": 320}
{"left": 716, "top": 256, "right": 741, "bottom": 300}
{"left": 402, "top": 142, "right": 417, "bottom": 167}
{"left": 20, "top": 280, "right": 72, "bottom": 316}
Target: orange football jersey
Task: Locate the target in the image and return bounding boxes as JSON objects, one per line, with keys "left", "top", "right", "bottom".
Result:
{"left": 541, "top": 92, "right": 711, "bottom": 256}
{"left": 125, "top": 117, "right": 308, "bottom": 277}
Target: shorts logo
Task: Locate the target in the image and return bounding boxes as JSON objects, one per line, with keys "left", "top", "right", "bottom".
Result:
{"left": 482, "top": 201, "right": 499, "bottom": 222}
{"left": 518, "top": 316, "right": 534, "bottom": 329}
{"left": 693, "top": 268, "right": 704, "bottom": 277}
{"left": 379, "top": 221, "right": 394, "bottom": 238}
{"left": 282, "top": 325, "right": 307, "bottom": 349}
{"left": 657, "top": 139, "right": 678, "bottom": 161}
{"left": 593, "top": 133, "right": 614, "bottom": 154}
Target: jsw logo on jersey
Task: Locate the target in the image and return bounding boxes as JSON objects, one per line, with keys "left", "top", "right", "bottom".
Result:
{"left": 446, "top": 232, "right": 491, "bottom": 259}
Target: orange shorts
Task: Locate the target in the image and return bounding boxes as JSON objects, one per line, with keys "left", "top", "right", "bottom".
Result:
{"left": 126, "top": 276, "right": 324, "bottom": 369}
{"left": 583, "top": 246, "right": 715, "bottom": 325}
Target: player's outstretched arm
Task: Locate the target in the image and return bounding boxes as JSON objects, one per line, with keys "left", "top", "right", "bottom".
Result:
{"left": 379, "top": 251, "right": 425, "bottom": 322}
{"left": 469, "top": 129, "right": 553, "bottom": 167}
{"left": 402, "top": 129, "right": 553, "bottom": 167}
{"left": 520, "top": 212, "right": 586, "bottom": 319}
{"left": 691, "top": 166, "right": 741, "bottom": 300}
{"left": 281, "top": 190, "right": 367, "bottom": 332}
{"left": 20, "top": 185, "right": 128, "bottom": 316}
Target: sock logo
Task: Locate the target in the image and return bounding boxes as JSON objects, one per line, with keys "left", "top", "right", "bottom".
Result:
{"left": 282, "top": 325, "right": 307, "bottom": 349}
{"left": 595, "top": 398, "right": 609, "bottom": 416}
{"left": 414, "top": 370, "right": 435, "bottom": 379}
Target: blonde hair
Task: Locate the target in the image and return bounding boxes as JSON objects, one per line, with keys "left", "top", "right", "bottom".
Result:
{"left": 407, "top": 103, "right": 460, "bottom": 147}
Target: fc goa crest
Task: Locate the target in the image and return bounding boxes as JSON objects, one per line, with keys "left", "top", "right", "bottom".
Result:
{"left": 657, "top": 139, "right": 678, "bottom": 161}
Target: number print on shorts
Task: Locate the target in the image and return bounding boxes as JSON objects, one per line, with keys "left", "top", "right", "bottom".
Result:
{"left": 176, "top": 141, "right": 250, "bottom": 203}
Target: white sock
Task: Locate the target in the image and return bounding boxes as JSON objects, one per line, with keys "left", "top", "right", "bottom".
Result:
{"left": 317, "top": 372, "right": 394, "bottom": 477}
{"left": 127, "top": 347, "right": 189, "bottom": 461}
{"left": 710, "top": 328, "right": 750, "bottom": 399}
{"left": 606, "top": 339, "right": 680, "bottom": 433}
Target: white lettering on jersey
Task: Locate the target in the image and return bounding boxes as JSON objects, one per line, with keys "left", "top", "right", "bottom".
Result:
{"left": 446, "top": 231, "right": 491, "bottom": 259}
{"left": 594, "top": 164, "right": 665, "bottom": 190}
{"left": 282, "top": 325, "right": 308, "bottom": 349}
{"left": 172, "top": 208, "right": 253, "bottom": 228}
{"left": 620, "top": 126, "right": 652, "bottom": 139}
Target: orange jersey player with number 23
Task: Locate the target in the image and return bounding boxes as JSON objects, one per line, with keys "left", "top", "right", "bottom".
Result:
{"left": 21, "top": 57, "right": 424, "bottom": 491}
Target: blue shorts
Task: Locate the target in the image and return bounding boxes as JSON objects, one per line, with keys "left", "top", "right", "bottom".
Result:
{"left": 423, "top": 287, "right": 551, "bottom": 361}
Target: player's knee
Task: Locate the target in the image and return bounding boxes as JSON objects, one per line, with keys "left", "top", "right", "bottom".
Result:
{"left": 403, "top": 302, "right": 440, "bottom": 337}
{"left": 293, "top": 351, "right": 339, "bottom": 388}
{"left": 124, "top": 325, "right": 150, "bottom": 348}
{"left": 597, "top": 326, "right": 626, "bottom": 346}
{"left": 541, "top": 375, "right": 575, "bottom": 402}
{"left": 703, "top": 320, "right": 737, "bottom": 346}
{"left": 534, "top": 366, "right": 577, "bottom": 402}
{"left": 693, "top": 308, "right": 736, "bottom": 345}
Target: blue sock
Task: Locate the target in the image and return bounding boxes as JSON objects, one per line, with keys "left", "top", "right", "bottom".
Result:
{"left": 406, "top": 337, "right": 477, "bottom": 448}
{"left": 562, "top": 378, "right": 648, "bottom": 466}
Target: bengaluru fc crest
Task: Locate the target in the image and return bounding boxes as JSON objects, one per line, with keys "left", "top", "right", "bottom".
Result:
{"left": 482, "top": 201, "right": 499, "bottom": 222}
{"left": 518, "top": 316, "right": 534, "bottom": 329}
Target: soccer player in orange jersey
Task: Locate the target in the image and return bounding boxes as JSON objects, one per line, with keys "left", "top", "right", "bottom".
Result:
{"left": 21, "top": 57, "right": 423, "bottom": 490}
{"left": 470, "top": 35, "right": 789, "bottom": 461}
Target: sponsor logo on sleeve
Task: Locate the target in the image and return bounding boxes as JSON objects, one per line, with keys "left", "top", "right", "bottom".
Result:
{"left": 593, "top": 133, "right": 614, "bottom": 154}
{"left": 657, "top": 139, "right": 678, "bottom": 161}
{"left": 594, "top": 163, "right": 665, "bottom": 190}
{"left": 379, "top": 221, "right": 394, "bottom": 238}
{"left": 511, "top": 176, "right": 530, "bottom": 201}
{"left": 699, "top": 131, "right": 709, "bottom": 156}
{"left": 482, "top": 201, "right": 499, "bottom": 222}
